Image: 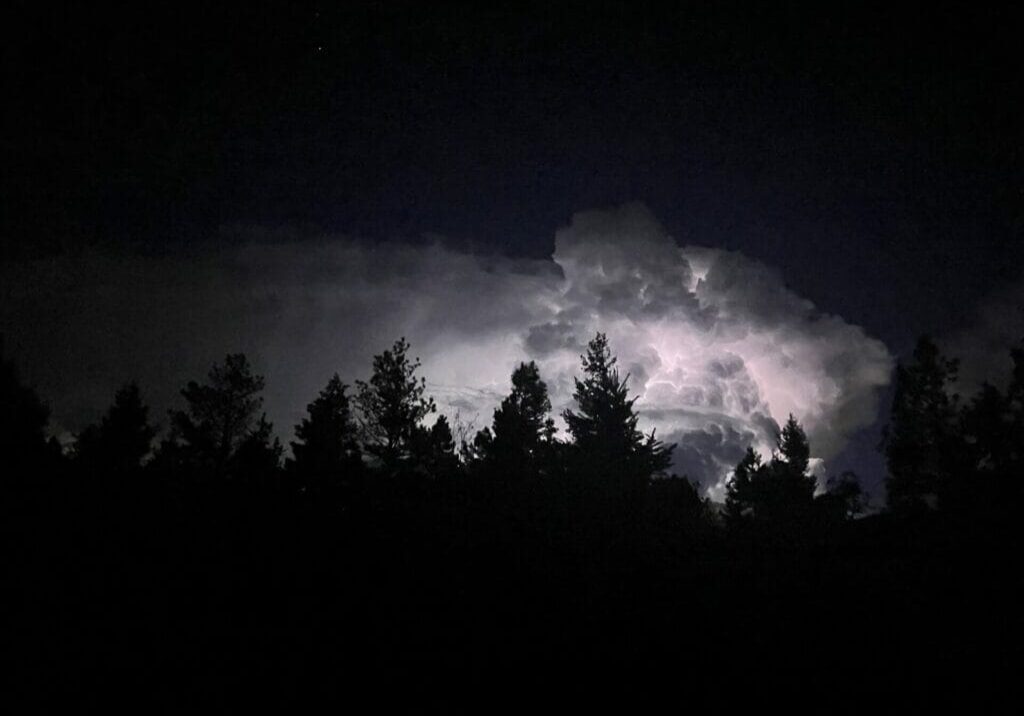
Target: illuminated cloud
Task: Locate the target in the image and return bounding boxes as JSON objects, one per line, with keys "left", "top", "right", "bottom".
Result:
{"left": 0, "top": 204, "right": 893, "bottom": 496}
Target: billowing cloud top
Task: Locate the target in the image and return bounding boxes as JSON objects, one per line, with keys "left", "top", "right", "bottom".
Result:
{"left": 0, "top": 203, "right": 893, "bottom": 496}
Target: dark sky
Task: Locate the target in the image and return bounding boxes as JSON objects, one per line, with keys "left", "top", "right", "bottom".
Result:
{"left": 5, "top": 1, "right": 1022, "bottom": 339}
{"left": 3, "top": 1, "right": 1022, "bottom": 493}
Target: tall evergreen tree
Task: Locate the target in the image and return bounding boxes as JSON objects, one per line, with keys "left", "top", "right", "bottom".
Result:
{"left": 724, "top": 416, "right": 816, "bottom": 526}
{"left": 563, "top": 333, "right": 673, "bottom": 519}
{"left": 355, "top": 338, "right": 436, "bottom": 471}
{"left": 475, "top": 361, "right": 556, "bottom": 482}
{"left": 74, "top": 383, "right": 155, "bottom": 476}
{"left": 777, "top": 415, "right": 811, "bottom": 479}
{"left": 882, "top": 336, "right": 961, "bottom": 511}
{"left": 1007, "top": 341, "right": 1024, "bottom": 482}
{"left": 954, "top": 339, "right": 1024, "bottom": 511}
{"left": 960, "top": 384, "right": 1011, "bottom": 478}
{"left": 1009, "top": 341, "right": 1024, "bottom": 409}
{"left": 229, "top": 414, "right": 283, "bottom": 483}
{"left": 160, "top": 353, "right": 274, "bottom": 478}
{"left": 723, "top": 446, "right": 763, "bottom": 526}
{"left": 1, "top": 342, "right": 59, "bottom": 473}
{"left": 288, "top": 374, "right": 362, "bottom": 495}
{"left": 770, "top": 414, "right": 817, "bottom": 505}
{"left": 645, "top": 474, "right": 711, "bottom": 536}
{"left": 412, "top": 414, "right": 460, "bottom": 479}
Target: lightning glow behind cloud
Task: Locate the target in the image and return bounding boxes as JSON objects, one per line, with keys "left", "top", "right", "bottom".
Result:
{"left": 0, "top": 204, "right": 893, "bottom": 495}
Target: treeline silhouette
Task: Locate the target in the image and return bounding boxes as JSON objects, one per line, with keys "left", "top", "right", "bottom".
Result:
{"left": 4, "top": 334, "right": 1022, "bottom": 708}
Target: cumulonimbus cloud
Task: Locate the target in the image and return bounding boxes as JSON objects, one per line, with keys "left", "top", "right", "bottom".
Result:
{"left": 0, "top": 203, "right": 893, "bottom": 496}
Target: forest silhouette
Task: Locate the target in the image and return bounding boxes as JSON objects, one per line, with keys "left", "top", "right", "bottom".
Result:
{"left": 4, "top": 333, "right": 1022, "bottom": 708}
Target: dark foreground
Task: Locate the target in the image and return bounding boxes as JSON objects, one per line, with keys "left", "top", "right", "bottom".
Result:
{"left": 6, "top": 470, "right": 1020, "bottom": 712}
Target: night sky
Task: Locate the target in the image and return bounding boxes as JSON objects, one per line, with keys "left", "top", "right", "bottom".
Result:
{"left": 3, "top": 1, "right": 1022, "bottom": 498}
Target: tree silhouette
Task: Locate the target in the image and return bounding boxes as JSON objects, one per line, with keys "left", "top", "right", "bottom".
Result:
{"left": 723, "top": 446, "right": 763, "bottom": 526}
{"left": 160, "top": 353, "right": 271, "bottom": 478}
{"left": 474, "top": 361, "right": 556, "bottom": 483}
{"left": 564, "top": 333, "right": 673, "bottom": 524}
{"left": 287, "top": 374, "right": 362, "bottom": 496}
{"left": 229, "top": 414, "right": 283, "bottom": 484}
{"left": 1010, "top": 340, "right": 1024, "bottom": 407}
{"left": 1, "top": 341, "right": 58, "bottom": 473}
{"left": 645, "top": 474, "right": 710, "bottom": 537}
{"left": 1006, "top": 341, "right": 1024, "bottom": 484}
{"left": 952, "top": 339, "right": 1024, "bottom": 513}
{"left": 74, "top": 383, "right": 155, "bottom": 476}
{"left": 412, "top": 414, "right": 459, "bottom": 479}
{"left": 355, "top": 337, "right": 436, "bottom": 472}
{"left": 961, "top": 384, "right": 1011, "bottom": 476}
{"left": 769, "top": 414, "right": 817, "bottom": 508}
{"left": 882, "top": 336, "right": 961, "bottom": 512}
{"left": 724, "top": 416, "right": 816, "bottom": 526}
{"left": 7, "top": 330, "right": 1023, "bottom": 704}
{"left": 777, "top": 415, "right": 811, "bottom": 477}
{"left": 815, "top": 471, "right": 866, "bottom": 523}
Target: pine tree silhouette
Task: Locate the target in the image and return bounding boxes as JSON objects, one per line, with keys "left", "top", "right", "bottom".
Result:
{"left": 355, "top": 337, "right": 436, "bottom": 472}
{"left": 159, "top": 353, "right": 273, "bottom": 478}
{"left": 288, "top": 374, "right": 362, "bottom": 497}
{"left": 474, "top": 361, "right": 557, "bottom": 484}
{"left": 724, "top": 446, "right": 763, "bottom": 526}
{"left": 882, "top": 336, "right": 961, "bottom": 511}
{"left": 412, "top": 414, "right": 459, "bottom": 479}
{"left": 74, "top": 383, "right": 155, "bottom": 477}
{"left": 724, "top": 416, "right": 815, "bottom": 526}
{"left": 564, "top": 333, "right": 673, "bottom": 527}
{"left": 1, "top": 340, "right": 59, "bottom": 475}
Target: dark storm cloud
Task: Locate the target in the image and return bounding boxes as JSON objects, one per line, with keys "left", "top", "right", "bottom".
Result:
{"left": 944, "top": 275, "right": 1024, "bottom": 392}
{"left": 663, "top": 422, "right": 763, "bottom": 496}
{"left": 0, "top": 204, "right": 893, "bottom": 494}
{"left": 524, "top": 322, "right": 585, "bottom": 357}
